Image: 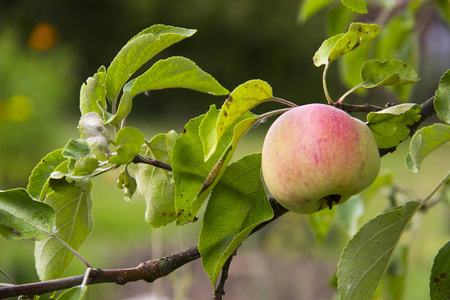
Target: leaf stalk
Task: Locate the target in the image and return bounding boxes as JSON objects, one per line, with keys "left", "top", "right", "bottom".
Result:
{"left": 337, "top": 82, "right": 365, "bottom": 104}
{"left": 322, "top": 63, "right": 333, "bottom": 105}
{"left": 52, "top": 235, "right": 93, "bottom": 269}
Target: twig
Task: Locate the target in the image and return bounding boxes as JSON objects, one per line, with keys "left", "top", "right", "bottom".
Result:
{"left": 213, "top": 254, "right": 234, "bottom": 300}
{"left": 333, "top": 101, "right": 384, "bottom": 113}
{"left": 132, "top": 154, "right": 172, "bottom": 171}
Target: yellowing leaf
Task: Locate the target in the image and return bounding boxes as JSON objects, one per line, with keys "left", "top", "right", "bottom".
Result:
{"left": 313, "top": 23, "right": 380, "bottom": 67}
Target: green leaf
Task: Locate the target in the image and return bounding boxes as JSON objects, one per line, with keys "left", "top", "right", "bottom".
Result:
{"left": 72, "top": 157, "right": 99, "bottom": 176}
{"left": 201, "top": 79, "right": 273, "bottom": 160}
{"left": 337, "top": 201, "right": 420, "bottom": 300}
{"left": 367, "top": 103, "right": 421, "bottom": 149}
{"left": 430, "top": 241, "right": 450, "bottom": 300}
{"left": 313, "top": 23, "right": 380, "bottom": 66}
{"left": 35, "top": 178, "right": 93, "bottom": 281}
{"left": 79, "top": 66, "right": 106, "bottom": 116}
{"left": 27, "top": 149, "right": 65, "bottom": 199}
{"left": 341, "top": 0, "right": 368, "bottom": 14}
{"left": 198, "top": 113, "right": 260, "bottom": 202}
{"left": 406, "top": 124, "right": 450, "bottom": 173}
{"left": 199, "top": 153, "right": 274, "bottom": 287}
{"left": 0, "top": 188, "right": 55, "bottom": 240}
{"left": 298, "top": 0, "right": 335, "bottom": 23}
{"left": 109, "top": 127, "right": 145, "bottom": 165}
{"left": 117, "top": 165, "right": 137, "bottom": 202}
{"left": 373, "top": 13, "right": 419, "bottom": 101}
{"left": 62, "top": 139, "right": 98, "bottom": 175}
{"left": 173, "top": 104, "right": 259, "bottom": 225}
{"left": 56, "top": 285, "right": 88, "bottom": 300}
{"left": 172, "top": 106, "right": 233, "bottom": 225}
{"left": 130, "top": 131, "right": 178, "bottom": 227}
{"left": 129, "top": 56, "right": 229, "bottom": 97}
{"left": 313, "top": 34, "right": 345, "bottom": 67}
{"left": 435, "top": 70, "right": 450, "bottom": 124}
{"left": 104, "top": 90, "right": 133, "bottom": 128}
{"left": 106, "top": 25, "right": 196, "bottom": 104}
{"left": 63, "top": 139, "right": 92, "bottom": 161}
{"left": 361, "top": 59, "right": 420, "bottom": 88}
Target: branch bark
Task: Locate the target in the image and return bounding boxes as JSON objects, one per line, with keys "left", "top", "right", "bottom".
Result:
{"left": 0, "top": 96, "right": 437, "bottom": 299}
{"left": 0, "top": 246, "right": 200, "bottom": 299}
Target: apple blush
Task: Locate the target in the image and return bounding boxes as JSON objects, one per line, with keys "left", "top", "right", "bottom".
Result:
{"left": 261, "top": 103, "right": 380, "bottom": 214}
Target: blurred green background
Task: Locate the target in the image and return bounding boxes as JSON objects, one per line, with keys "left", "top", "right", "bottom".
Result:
{"left": 0, "top": 0, "right": 449, "bottom": 299}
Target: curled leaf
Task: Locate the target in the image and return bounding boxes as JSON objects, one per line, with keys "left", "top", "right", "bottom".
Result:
{"left": 79, "top": 66, "right": 107, "bottom": 115}
{"left": 109, "top": 127, "right": 145, "bottom": 165}
{"left": 117, "top": 165, "right": 137, "bottom": 202}
{"left": 201, "top": 79, "right": 273, "bottom": 160}
{"left": 367, "top": 103, "right": 421, "bottom": 149}
{"left": 434, "top": 70, "right": 450, "bottom": 124}
{"left": 361, "top": 59, "right": 420, "bottom": 88}
{"left": 406, "top": 124, "right": 450, "bottom": 173}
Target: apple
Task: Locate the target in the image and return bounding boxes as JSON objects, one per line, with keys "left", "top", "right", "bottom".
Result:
{"left": 261, "top": 103, "right": 380, "bottom": 214}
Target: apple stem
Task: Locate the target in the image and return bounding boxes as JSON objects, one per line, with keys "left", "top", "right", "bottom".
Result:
{"left": 337, "top": 83, "right": 365, "bottom": 104}
{"left": 322, "top": 63, "right": 334, "bottom": 105}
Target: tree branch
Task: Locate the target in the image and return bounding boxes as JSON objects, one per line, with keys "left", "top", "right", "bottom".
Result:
{"left": 0, "top": 246, "right": 200, "bottom": 299}
{"left": 0, "top": 96, "right": 437, "bottom": 299}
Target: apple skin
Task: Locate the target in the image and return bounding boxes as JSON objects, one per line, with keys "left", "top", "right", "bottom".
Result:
{"left": 261, "top": 103, "right": 380, "bottom": 214}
